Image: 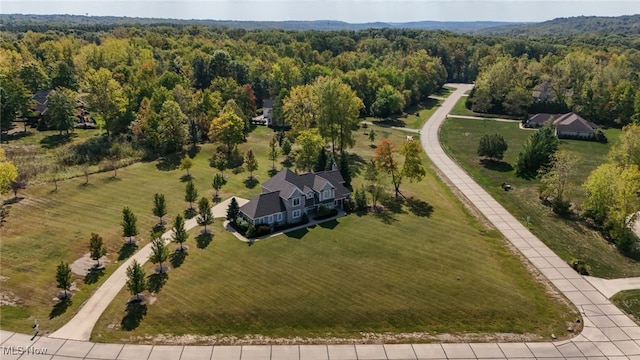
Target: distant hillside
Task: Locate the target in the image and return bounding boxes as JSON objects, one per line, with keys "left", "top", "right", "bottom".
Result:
{"left": 0, "top": 14, "right": 518, "bottom": 33}
{"left": 480, "top": 14, "right": 640, "bottom": 36}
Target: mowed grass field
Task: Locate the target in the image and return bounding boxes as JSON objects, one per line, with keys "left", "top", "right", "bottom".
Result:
{"left": 91, "top": 126, "right": 577, "bottom": 343}
{"left": 439, "top": 117, "right": 640, "bottom": 278}
{"left": 2, "top": 124, "right": 578, "bottom": 342}
{"left": 611, "top": 290, "right": 640, "bottom": 325}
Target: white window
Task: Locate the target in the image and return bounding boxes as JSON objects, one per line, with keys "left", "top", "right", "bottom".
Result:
{"left": 277, "top": 213, "right": 283, "bottom": 221}
{"left": 293, "top": 197, "right": 301, "bottom": 206}
{"left": 323, "top": 189, "right": 332, "bottom": 199}
{"left": 268, "top": 215, "right": 273, "bottom": 224}
{"left": 292, "top": 209, "right": 301, "bottom": 219}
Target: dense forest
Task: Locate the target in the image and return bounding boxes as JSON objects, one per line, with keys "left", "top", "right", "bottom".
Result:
{"left": 480, "top": 14, "right": 640, "bottom": 36}
{"left": 1, "top": 15, "right": 640, "bottom": 179}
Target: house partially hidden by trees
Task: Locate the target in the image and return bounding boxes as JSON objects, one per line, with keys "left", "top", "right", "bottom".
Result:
{"left": 27, "top": 89, "right": 52, "bottom": 127}
{"left": 251, "top": 99, "right": 274, "bottom": 126}
{"left": 525, "top": 112, "right": 598, "bottom": 139}
{"left": 239, "top": 167, "right": 351, "bottom": 226}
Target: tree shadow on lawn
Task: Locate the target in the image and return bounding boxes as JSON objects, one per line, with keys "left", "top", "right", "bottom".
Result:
{"left": 479, "top": 159, "right": 514, "bottom": 172}
{"left": 121, "top": 301, "right": 147, "bottom": 331}
{"left": 373, "top": 208, "right": 398, "bottom": 224}
{"left": 406, "top": 197, "right": 434, "bottom": 218}
{"left": 344, "top": 152, "right": 367, "bottom": 177}
{"left": 285, "top": 227, "right": 309, "bottom": 239}
{"left": 156, "top": 154, "right": 181, "bottom": 171}
{"left": 49, "top": 297, "right": 72, "bottom": 319}
{"left": 184, "top": 207, "right": 197, "bottom": 219}
{"left": 196, "top": 232, "right": 213, "bottom": 249}
{"left": 180, "top": 174, "right": 193, "bottom": 182}
{"left": 40, "top": 133, "right": 76, "bottom": 149}
{"left": 373, "top": 118, "right": 407, "bottom": 128}
{"left": 84, "top": 266, "right": 105, "bottom": 285}
{"left": 170, "top": 250, "right": 188, "bottom": 268}
{"left": 147, "top": 272, "right": 168, "bottom": 293}
{"left": 118, "top": 242, "right": 138, "bottom": 261}
{"left": 318, "top": 219, "right": 339, "bottom": 230}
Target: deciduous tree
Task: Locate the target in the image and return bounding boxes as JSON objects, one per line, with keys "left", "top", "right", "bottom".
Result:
{"left": 158, "top": 100, "right": 187, "bottom": 154}
{"left": 179, "top": 157, "right": 193, "bottom": 177}
{"left": 539, "top": 150, "right": 577, "bottom": 215}
{"left": 185, "top": 180, "right": 198, "bottom": 210}
{"left": 55, "top": 261, "right": 72, "bottom": 299}
{"left": 400, "top": 139, "right": 426, "bottom": 184}
{"left": 47, "top": 88, "right": 77, "bottom": 135}
{"left": 126, "top": 260, "right": 147, "bottom": 301}
{"left": 171, "top": 214, "right": 189, "bottom": 251}
{"left": 244, "top": 148, "right": 258, "bottom": 179}
{"left": 477, "top": 133, "right": 508, "bottom": 161}
{"left": 208, "top": 102, "right": 245, "bottom": 152}
{"left": 197, "top": 197, "right": 213, "bottom": 233}
{"left": 295, "top": 129, "right": 324, "bottom": 172}
{"left": 148, "top": 236, "right": 169, "bottom": 273}
{"left": 211, "top": 173, "right": 225, "bottom": 199}
{"left": 82, "top": 68, "right": 128, "bottom": 136}
{"left": 268, "top": 135, "right": 280, "bottom": 170}
{"left": 374, "top": 138, "right": 402, "bottom": 199}
{"left": 89, "top": 233, "right": 107, "bottom": 268}
{"left": 153, "top": 193, "right": 167, "bottom": 225}
{"left": 121, "top": 207, "right": 138, "bottom": 243}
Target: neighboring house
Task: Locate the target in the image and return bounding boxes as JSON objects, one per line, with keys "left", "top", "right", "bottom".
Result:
{"left": 239, "top": 167, "right": 351, "bottom": 227}
{"left": 526, "top": 112, "right": 598, "bottom": 138}
{"left": 531, "top": 82, "right": 552, "bottom": 102}
{"left": 27, "top": 89, "right": 53, "bottom": 127}
{"left": 251, "top": 99, "right": 274, "bottom": 126}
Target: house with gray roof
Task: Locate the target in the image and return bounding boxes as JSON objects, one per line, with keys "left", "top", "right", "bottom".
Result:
{"left": 526, "top": 112, "right": 598, "bottom": 139}
{"left": 239, "top": 167, "right": 351, "bottom": 227}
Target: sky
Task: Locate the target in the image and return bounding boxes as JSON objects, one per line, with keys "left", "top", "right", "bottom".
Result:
{"left": 2, "top": 0, "right": 640, "bottom": 23}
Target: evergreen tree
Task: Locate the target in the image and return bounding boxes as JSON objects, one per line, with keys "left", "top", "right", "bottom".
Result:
{"left": 515, "top": 127, "right": 559, "bottom": 177}
{"left": 315, "top": 148, "right": 329, "bottom": 172}
{"left": 477, "top": 133, "right": 508, "bottom": 161}
{"left": 227, "top": 197, "right": 240, "bottom": 222}
{"left": 338, "top": 152, "right": 352, "bottom": 187}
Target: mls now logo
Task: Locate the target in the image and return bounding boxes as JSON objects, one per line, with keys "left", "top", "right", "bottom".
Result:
{"left": 2, "top": 346, "right": 48, "bottom": 355}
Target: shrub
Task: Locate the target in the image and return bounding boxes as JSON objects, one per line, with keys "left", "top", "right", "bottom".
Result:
{"left": 246, "top": 223, "right": 256, "bottom": 238}
{"left": 255, "top": 224, "right": 273, "bottom": 237}
{"left": 552, "top": 199, "right": 572, "bottom": 216}
{"left": 569, "top": 258, "right": 590, "bottom": 275}
{"left": 301, "top": 213, "right": 309, "bottom": 224}
{"left": 314, "top": 207, "right": 338, "bottom": 220}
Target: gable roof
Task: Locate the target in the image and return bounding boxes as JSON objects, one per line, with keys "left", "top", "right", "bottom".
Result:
{"left": 32, "top": 90, "right": 53, "bottom": 115}
{"left": 552, "top": 113, "right": 597, "bottom": 133}
{"left": 262, "top": 99, "right": 274, "bottom": 109}
{"left": 239, "top": 191, "right": 286, "bottom": 219}
{"left": 263, "top": 168, "right": 349, "bottom": 200}
{"left": 528, "top": 112, "right": 597, "bottom": 133}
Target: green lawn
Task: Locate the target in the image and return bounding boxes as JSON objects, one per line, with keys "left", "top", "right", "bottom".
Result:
{"left": 611, "top": 290, "right": 640, "bottom": 325}
{"left": 2, "top": 124, "right": 578, "bottom": 342}
{"left": 449, "top": 97, "right": 520, "bottom": 120}
{"left": 440, "top": 117, "right": 637, "bottom": 278}
{"left": 365, "top": 98, "right": 442, "bottom": 130}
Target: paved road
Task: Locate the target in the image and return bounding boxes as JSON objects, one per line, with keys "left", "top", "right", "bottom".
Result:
{"left": 48, "top": 197, "right": 248, "bottom": 341}
{"left": 3, "top": 85, "right": 640, "bottom": 358}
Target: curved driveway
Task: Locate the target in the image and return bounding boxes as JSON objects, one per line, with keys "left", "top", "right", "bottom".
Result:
{"left": 2, "top": 84, "right": 640, "bottom": 358}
